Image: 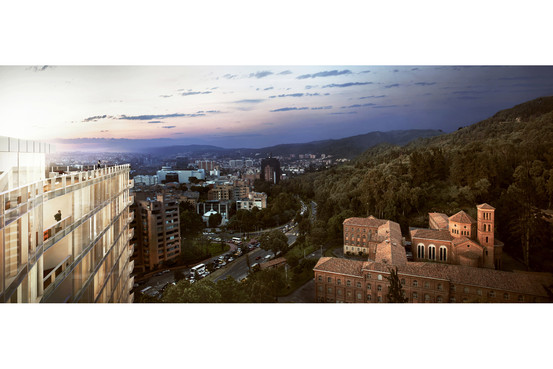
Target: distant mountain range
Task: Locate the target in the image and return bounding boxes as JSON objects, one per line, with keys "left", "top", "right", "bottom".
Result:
{"left": 145, "top": 129, "right": 444, "bottom": 159}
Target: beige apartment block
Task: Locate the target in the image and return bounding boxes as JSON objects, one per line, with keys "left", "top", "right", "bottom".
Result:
{"left": 0, "top": 136, "right": 135, "bottom": 303}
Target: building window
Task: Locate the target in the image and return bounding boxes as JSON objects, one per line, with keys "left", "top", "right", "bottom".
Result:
{"left": 347, "top": 291, "right": 352, "bottom": 297}
{"left": 367, "top": 295, "right": 372, "bottom": 301}
{"left": 428, "top": 245, "right": 436, "bottom": 260}
{"left": 377, "top": 274, "right": 383, "bottom": 281}
{"left": 504, "top": 293, "right": 509, "bottom": 300}
{"left": 412, "top": 292, "right": 418, "bottom": 300}
{"left": 377, "top": 285, "right": 382, "bottom": 291}
{"left": 439, "top": 246, "right": 447, "bottom": 261}
{"left": 367, "top": 284, "right": 371, "bottom": 290}
{"left": 357, "top": 293, "right": 362, "bottom": 300}
{"left": 518, "top": 295, "right": 524, "bottom": 302}
{"left": 417, "top": 243, "right": 425, "bottom": 259}
{"left": 425, "top": 294, "right": 431, "bottom": 302}
{"left": 337, "top": 289, "right": 342, "bottom": 296}
{"left": 401, "top": 278, "right": 405, "bottom": 285}
{"left": 413, "top": 280, "right": 418, "bottom": 287}
{"left": 450, "top": 284, "right": 456, "bottom": 292}
{"left": 327, "top": 277, "right": 332, "bottom": 283}
{"left": 318, "top": 275, "right": 322, "bottom": 281}
{"left": 347, "top": 280, "right": 351, "bottom": 286}
{"left": 377, "top": 296, "right": 382, "bottom": 302}
{"left": 437, "top": 283, "right": 443, "bottom": 291}
{"left": 464, "top": 287, "right": 469, "bottom": 294}
{"left": 366, "top": 273, "right": 371, "bottom": 279}
{"left": 424, "top": 281, "right": 430, "bottom": 289}
{"left": 489, "top": 291, "right": 496, "bottom": 298}
{"left": 356, "top": 282, "right": 361, "bottom": 288}
{"left": 318, "top": 285, "right": 322, "bottom": 292}
{"left": 327, "top": 287, "right": 332, "bottom": 293}
{"left": 450, "top": 297, "right": 456, "bottom": 303}
{"left": 337, "top": 279, "right": 341, "bottom": 285}
{"left": 477, "top": 289, "right": 482, "bottom": 296}
{"left": 437, "top": 296, "right": 443, "bottom": 303}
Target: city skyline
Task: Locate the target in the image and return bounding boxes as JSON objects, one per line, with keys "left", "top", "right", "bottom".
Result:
{"left": 2, "top": 65, "right": 553, "bottom": 152}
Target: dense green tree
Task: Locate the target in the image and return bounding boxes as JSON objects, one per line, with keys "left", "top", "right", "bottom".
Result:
{"left": 259, "top": 230, "right": 288, "bottom": 255}
{"left": 163, "top": 279, "right": 221, "bottom": 303}
{"left": 208, "top": 212, "right": 222, "bottom": 228}
{"left": 179, "top": 202, "right": 205, "bottom": 236}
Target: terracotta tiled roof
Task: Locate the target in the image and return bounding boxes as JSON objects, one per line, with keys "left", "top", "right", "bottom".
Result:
{"left": 477, "top": 203, "right": 495, "bottom": 210}
{"left": 344, "top": 216, "right": 387, "bottom": 228}
{"left": 313, "top": 257, "right": 364, "bottom": 277}
{"left": 452, "top": 236, "right": 472, "bottom": 246}
{"left": 375, "top": 220, "right": 407, "bottom": 265}
{"left": 449, "top": 210, "right": 476, "bottom": 224}
{"left": 411, "top": 228, "right": 454, "bottom": 242}
{"left": 429, "top": 212, "right": 449, "bottom": 230}
{"left": 361, "top": 261, "right": 553, "bottom": 297}
{"left": 260, "top": 257, "right": 287, "bottom": 270}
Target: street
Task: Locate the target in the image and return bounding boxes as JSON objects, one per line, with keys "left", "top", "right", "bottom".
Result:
{"left": 134, "top": 226, "right": 298, "bottom": 298}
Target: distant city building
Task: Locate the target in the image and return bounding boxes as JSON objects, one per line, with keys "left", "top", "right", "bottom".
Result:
{"left": 198, "top": 160, "right": 217, "bottom": 172}
{"left": 245, "top": 159, "right": 253, "bottom": 167}
{"left": 208, "top": 184, "right": 232, "bottom": 201}
{"left": 314, "top": 205, "right": 553, "bottom": 303}
{"left": 197, "top": 200, "right": 230, "bottom": 224}
{"left": 157, "top": 168, "right": 205, "bottom": 184}
{"left": 133, "top": 174, "right": 159, "bottom": 186}
{"left": 260, "top": 157, "right": 281, "bottom": 184}
{"left": 229, "top": 159, "right": 244, "bottom": 168}
{"left": 178, "top": 191, "right": 200, "bottom": 207}
{"left": 0, "top": 136, "right": 134, "bottom": 303}
{"left": 236, "top": 192, "right": 267, "bottom": 211}
{"left": 131, "top": 192, "right": 181, "bottom": 272}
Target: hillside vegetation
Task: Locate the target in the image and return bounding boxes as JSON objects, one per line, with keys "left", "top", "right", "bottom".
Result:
{"left": 277, "top": 96, "right": 553, "bottom": 272}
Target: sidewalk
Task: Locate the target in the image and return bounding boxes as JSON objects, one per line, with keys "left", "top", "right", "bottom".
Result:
{"left": 279, "top": 279, "right": 315, "bottom": 303}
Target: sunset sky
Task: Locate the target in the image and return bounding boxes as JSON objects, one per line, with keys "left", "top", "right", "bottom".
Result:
{"left": 2, "top": 65, "right": 553, "bottom": 152}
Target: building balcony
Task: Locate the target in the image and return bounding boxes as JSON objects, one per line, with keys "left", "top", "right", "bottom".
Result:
{"left": 128, "top": 275, "right": 134, "bottom": 291}
{"left": 128, "top": 212, "right": 134, "bottom": 224}
{"left": 43, "top": 254, "right": 73, "bottom": 292}
{"left": 128, "top": 260, "right": 135, "bottom": 275}
{"left": 43, "top": 215, "right": 74, "bottom": 248}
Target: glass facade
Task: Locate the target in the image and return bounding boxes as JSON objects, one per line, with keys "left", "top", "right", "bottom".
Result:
{"left": 0, "top": 136, "right": 134, "bottom": 303}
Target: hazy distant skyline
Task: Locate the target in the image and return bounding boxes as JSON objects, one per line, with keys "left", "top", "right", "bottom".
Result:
{"left": 2, "top": 65, "right": 553, "bottom": 152}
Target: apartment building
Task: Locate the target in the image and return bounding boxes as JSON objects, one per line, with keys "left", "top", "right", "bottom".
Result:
{"left": 130, "top": 192, "right": 181, "bottom": 272}
{"left": 0, "top": 136, "right": 134, "bottom": 303}
{"left": 236, "top": 191, "right": 268, "bottom": 211}
{"left": 208, "top": 184, "right": 232, "bottom": 201}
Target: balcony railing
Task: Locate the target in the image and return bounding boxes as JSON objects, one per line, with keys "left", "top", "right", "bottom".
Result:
{"left": 43, "top": 215, "right": 74, "bottom": 246}
{"left": 128, "top": 260, "right": 135, "bottom": 275}
{"left": 128, "top": 228, "right": 134, "bottom": 241}
{"left": 43, "top": 254, "right": 73, "bottom": 291}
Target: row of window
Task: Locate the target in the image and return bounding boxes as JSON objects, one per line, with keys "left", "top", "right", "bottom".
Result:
{"left": 417, "top": 244, "right": 447, "bottom": 261}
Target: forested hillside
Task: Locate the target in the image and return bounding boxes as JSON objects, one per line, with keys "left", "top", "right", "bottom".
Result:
{"left": 277, "top": 96, "right": 553, "bottom": 272}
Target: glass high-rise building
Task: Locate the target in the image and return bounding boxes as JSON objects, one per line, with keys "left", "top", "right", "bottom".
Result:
{"left": 0, "top": 136, "right": 135, "bottom": 303}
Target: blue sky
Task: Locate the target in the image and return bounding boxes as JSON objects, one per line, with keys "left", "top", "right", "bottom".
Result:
{"left": 1, "top": 65, "right": 553, "bottom": 151}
